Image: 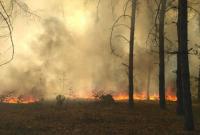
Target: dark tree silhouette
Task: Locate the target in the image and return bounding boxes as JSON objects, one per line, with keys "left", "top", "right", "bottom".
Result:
{"left": 128, "top": 0, "right": 137, "bottom": 107}
{"left": 146, "top": 0, "right": 175, "bottom": 108}
{"left": 158, "top": 0, "right": 167, "bottom": 109}
{"left": 146, "top": 63, "right": 151, "bottom": 101}
{"left": 178, "top": 0, "right": 194, "bottom": 130}
{"left": 108, "top": 0, "right": 137, "bottom": 107}
{"left": 176, "top": 9, "right": 184, "bottom": 115}
{"left": 198, "top": 66, "right": 200, "bottom": 101}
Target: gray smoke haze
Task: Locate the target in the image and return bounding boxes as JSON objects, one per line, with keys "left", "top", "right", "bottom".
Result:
{"left": 0, "top": 0, "right": 199, "bottom": 99}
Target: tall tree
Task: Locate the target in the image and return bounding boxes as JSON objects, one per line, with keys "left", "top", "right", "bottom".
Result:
{"left": 158, "top": 0, "right": 167, "bottom": 109}
{"left": 178, "top": 0, "right": 194, "bottom": 130}
{"left": 109, "top": 0, "right": 137, "bottom": 107}
{"left": 176, "top": 11, "right": 184, "bottom": 115}
{"left": 198, "top": 66, "right": 200, "bottom": 101}
{"left": 146, "top": 65, "right": 151, "bottom": 100}
{"left": 128, "top": 0, "right": 137, "bottom": 107}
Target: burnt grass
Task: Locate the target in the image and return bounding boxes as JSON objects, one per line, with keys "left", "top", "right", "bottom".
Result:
{"left": 0, "top": 101, "right": 199, "bottom": 135}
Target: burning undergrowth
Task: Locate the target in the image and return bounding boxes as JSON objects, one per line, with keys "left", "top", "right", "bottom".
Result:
{"left": 0, "top": 86, "right": 177, "bottom": 104}
{"left": 0, "top": 88, "right": 44, "bottom": 104}
{"left": 113, "top": 86, "right": 177, "bottom": 101}
{"left": 2, "top": 95, "right": 39, "bottom": 104}
{"left": 91, "top": 84, "right": 177, "bottom": 102}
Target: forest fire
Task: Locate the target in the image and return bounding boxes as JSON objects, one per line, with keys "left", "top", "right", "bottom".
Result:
{"left": 0, "top": 85, "right": 177, "bottom": 104}
{"left": 2, "top": 96, "right": 39, "bottom": 104}
{"left": 165, "top": 85, "right": 177, "bottom": 101}
{"left": 113, "top": 87, "right": 177, "bottom": 101}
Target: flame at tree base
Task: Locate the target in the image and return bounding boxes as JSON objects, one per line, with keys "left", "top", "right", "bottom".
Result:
{"left": 113, "top": 88, "right": 177, "bottom": 102}
{"left": 113, "top": 93, "right": 177, "bottom": 102}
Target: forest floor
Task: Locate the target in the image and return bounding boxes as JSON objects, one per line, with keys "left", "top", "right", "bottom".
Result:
{"left": 0, "top": 101, "right": 199, "bottom": 135}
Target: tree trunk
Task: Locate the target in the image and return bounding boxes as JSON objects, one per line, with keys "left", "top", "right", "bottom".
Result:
{"left": 176, "top": 16, "right": 184, "bottom": 115}
{"left": 128, "top": 0, "right": 137, "bottom": 107}
{"left": 178, "top": 0, "right": 194, "bottom": 130}
{"left": 198, "top": 66, "right": 200, "bottom": 101}
{"left": 147, "top": 65, "right": 151, "bottom": 100}
{"left": 159, "top": 0, "right": 167, "bottom": 109}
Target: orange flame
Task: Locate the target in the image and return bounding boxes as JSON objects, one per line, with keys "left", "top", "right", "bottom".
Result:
{"left": 113, "top": 87, "right": 177, "bottom": 101}
{"left": 2, "top": 96, "right": 39, "bottom": 104}
{"left": 165, "top": 85, "right": 177, "bottom": 101}
{"left": 1, "top": 86, "right": 177, "bottom": 104}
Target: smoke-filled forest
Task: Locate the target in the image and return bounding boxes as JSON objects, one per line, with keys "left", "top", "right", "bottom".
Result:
{"left": 0, "top": 0, "right": 200, "bottom": 134}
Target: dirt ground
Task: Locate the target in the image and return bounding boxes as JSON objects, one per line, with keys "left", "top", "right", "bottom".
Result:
{"left": 0, "top": 101, "right": 199, "bottom": 135}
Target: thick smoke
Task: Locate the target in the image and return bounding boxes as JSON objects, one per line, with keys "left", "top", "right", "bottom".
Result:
{"left": 0, "top": 0, "right": 199, "bottom": 99}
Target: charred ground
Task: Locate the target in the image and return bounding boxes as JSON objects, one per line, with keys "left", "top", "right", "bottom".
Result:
{"left": 0, "top": 101, "right": 199, "bottom": 135}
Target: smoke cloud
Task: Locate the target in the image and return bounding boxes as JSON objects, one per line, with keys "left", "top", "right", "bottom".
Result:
{"left": 0, "top": 0, "right": 199, "bottom": 99}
